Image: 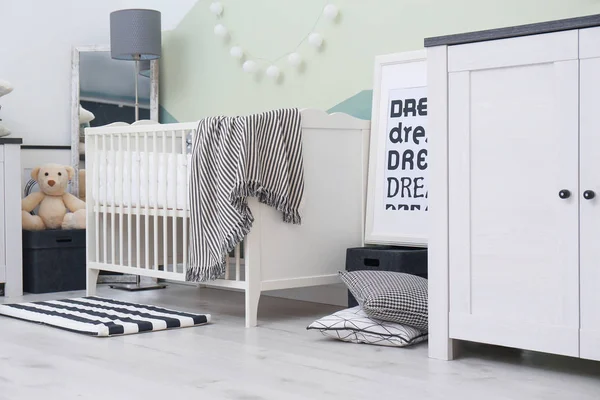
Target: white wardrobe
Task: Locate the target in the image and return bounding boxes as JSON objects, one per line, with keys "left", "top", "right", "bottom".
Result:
{"left": 426, "top": 17, "right": 600, "bottom": 362}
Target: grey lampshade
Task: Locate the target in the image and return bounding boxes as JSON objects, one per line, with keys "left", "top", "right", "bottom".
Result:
{"left": 139, "top": 60, "right": 151, "bottom": 77}
{"left": 110, "top": 9, "right": 162, "bottom": 60}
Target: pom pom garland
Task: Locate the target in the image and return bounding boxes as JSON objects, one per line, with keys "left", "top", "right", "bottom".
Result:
{"left": 210, "top": 2, "right": 341, "bottom": 78}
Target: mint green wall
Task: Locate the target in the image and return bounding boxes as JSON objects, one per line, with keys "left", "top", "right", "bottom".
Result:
{"left": 161, "top": 0, "right": 600, "bottom": 122}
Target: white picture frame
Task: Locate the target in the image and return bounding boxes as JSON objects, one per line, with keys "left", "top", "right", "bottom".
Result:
{"left": 365, "top": 50, "right": 428, "bottom": 246}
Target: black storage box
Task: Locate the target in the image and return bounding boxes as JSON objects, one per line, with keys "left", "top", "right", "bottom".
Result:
{"left": 22, "top": 229, "right": 86, "bottom": 294}
{"left": 345, "top": 246, "right": 428, "bottom": 307}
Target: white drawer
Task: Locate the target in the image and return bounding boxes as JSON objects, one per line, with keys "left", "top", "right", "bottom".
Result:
{"left": 0, "top": 145, "right": 4, "bottom": 162}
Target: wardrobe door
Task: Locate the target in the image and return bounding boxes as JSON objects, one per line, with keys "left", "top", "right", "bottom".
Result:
{"left": 447, "top": 31, "right": 580, "bottom": 357}
{"left": 579, "top": 27, "right": 600, "bottom": 362}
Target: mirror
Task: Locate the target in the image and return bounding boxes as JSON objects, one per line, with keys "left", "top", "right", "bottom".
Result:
{"left": 70, "top": 45, "right": 159, "bottom": 198}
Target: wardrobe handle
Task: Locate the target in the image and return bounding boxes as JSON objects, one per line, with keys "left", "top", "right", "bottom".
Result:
{"left": 559, "top": 189, "right": 571, "bottom": 199}
{"left": 584, "top": 190, "right": 596, "bottom": 200}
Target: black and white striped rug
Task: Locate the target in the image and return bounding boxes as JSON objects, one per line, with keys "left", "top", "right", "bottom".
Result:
{"left": 0, "top": 296, "right": 211, "bottom": 337}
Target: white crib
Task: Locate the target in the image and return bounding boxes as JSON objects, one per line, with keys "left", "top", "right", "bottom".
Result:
{"left": 85, "top": 109, "right": 370, "bottom": 327}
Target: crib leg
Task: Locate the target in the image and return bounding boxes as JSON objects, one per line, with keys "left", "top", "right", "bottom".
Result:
{"left": 244, "top": 197, "right": 262, "bottom": 328}
{"left": 245, "top": 285, "right": 261, "bottom": 328}
{"left": 86, "top": 268, "right": 100, "bottom": 296}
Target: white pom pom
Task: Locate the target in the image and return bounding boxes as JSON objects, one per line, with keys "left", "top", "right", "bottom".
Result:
{"left": 209, "top": 2, "right": 223, "bottom": 16}
{"left": 0, "top": 79, "right": 14, "bottom": 98}
{"left": 266, "top": 65, "right": 280, "bottom": 79}
{"left": 214, "top": 24, "right": 228, "bottom": 38}
{"left": 230, "top": 46, "right": 244, "bottom": 59}
{"left": 288, "top": 52, "right": 302, "bottom": 67}
{"left": 0, "top": 125, "right": 11, "bottom": 138}
{"left": 242, "top": 60, "right": 257, "bottom": 73}
{"left": 323, "top": 4, "right": 339, "bottom": 20}
{"left": 308, "top": 33, "right": 323, "bottom": 48}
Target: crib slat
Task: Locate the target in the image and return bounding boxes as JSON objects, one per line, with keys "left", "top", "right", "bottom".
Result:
{"left": 102, "top": 134, "right": 107, "bottom": 264}
{"left": 163, "top": 131, "right": 168, "bottom": 273}
{"left": 127, "top": 133, "right": 132, "bottom": 268}
{"left": 110, "top": 134, "right": 116, "bottom": 265}
{"left": 136, "top": 133, "right": 141, "bottom": 269}
{"left": 172, "top": 130, "right": 178, "bottom": 274}
{"left": 118, "top": 133, "right": 124, "bottom": 266}
{"left": 94, "top": 134, "right": 100, "bottom": 263}
{"left": 145, "top": 132, "right": 150, "bottom": 270}
{"left": 181, "top": 128, "right": 188, "bottom": 272}
{"left": 153, "top": 131, "right": 158, "bottom": 271}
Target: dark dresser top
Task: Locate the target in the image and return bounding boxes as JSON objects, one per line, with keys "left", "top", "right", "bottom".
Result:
{"left": 0, "top": 137, "right": 22, "bottom": 145}
{"left": 424, "top": 13, "right": 600, "bottom": 47}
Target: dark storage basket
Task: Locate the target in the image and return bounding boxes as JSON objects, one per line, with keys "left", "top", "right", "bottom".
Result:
{"left": 22, "top": 229, "right": 86, "bottom": 294}
{"left": 345, "top": 246, "right": 428, "bottom": 307}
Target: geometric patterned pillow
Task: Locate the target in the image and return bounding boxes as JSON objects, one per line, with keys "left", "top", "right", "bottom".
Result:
{"left": 339, "top": 270, "right": 428, "bottom": 331}
{"left": 306, "top": 306, "right": 427, "bottom": 347}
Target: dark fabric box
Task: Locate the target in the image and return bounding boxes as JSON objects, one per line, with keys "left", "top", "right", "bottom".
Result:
{"left": 22, "top": 229, "right": 86, "bottom": 294}
{"left": 345, "top": 246, "right": 428, "bottom": 307}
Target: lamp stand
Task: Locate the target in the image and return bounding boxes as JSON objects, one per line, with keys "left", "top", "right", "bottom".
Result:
{"left": 110, "top": 54, "right": 167, "bottom": 293}
{"left": 134, "top": 57, "right": 139, "bottom": 121}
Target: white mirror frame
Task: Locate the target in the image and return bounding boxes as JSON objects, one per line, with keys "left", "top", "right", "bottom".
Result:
{"left": 70, "top": 44, "right": 159, "bottom": 196}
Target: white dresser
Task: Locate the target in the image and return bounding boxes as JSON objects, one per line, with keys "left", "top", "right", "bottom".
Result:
{"left": 426, "top": 15, "right": 600, "bottom": 362}
{"left": 0, "top": 138, "right": 23, "bottom": 297}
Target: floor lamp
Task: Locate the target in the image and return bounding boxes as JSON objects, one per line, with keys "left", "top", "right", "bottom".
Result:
{"left": 109, "top": 8, "right": 166, "bottom": 291}
{"left": 110, "top": 9, "right": 161, "bottom": 123}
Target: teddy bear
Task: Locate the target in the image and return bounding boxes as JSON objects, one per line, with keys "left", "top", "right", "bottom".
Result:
{"left": 21, "top": 163, "right": 86, "bottom": 231}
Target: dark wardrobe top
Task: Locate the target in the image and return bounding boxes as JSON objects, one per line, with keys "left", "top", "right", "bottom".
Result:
{"left": 424, "top": 13, "right": 600, "bottom": 47}
{"left": 0, "top": 137, "right": 22, "bottom": 145}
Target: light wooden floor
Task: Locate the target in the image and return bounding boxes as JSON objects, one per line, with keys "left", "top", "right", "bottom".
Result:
{"left": 1, "top": 284, "right": 599, "bottom": 400}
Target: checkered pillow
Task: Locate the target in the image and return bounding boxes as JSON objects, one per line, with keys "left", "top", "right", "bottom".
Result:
{"left": 307, "top": 306, "right": 427, "bottom": 347}
{"left": 339, "top": 270, "right": 428, "bottom": 331}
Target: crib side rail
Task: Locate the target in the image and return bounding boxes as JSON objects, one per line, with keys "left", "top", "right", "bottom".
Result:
{"left": 85, "top": 124, "right": 194, "bottom": 278}
{"left": 87, "top": 121, "right": 200, "bottom": 135}
{"left": 85, "top": 122, "right": 247, "bottom": 284}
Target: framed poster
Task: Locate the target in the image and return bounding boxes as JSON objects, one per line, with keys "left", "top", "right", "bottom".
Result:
{"left": 365, "top": 50, "right": 428, "bottom": 246}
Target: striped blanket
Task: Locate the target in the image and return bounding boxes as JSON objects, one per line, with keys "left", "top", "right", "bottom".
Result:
{"left": 187, "top": 108, "right": 304, "bottom": 282}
